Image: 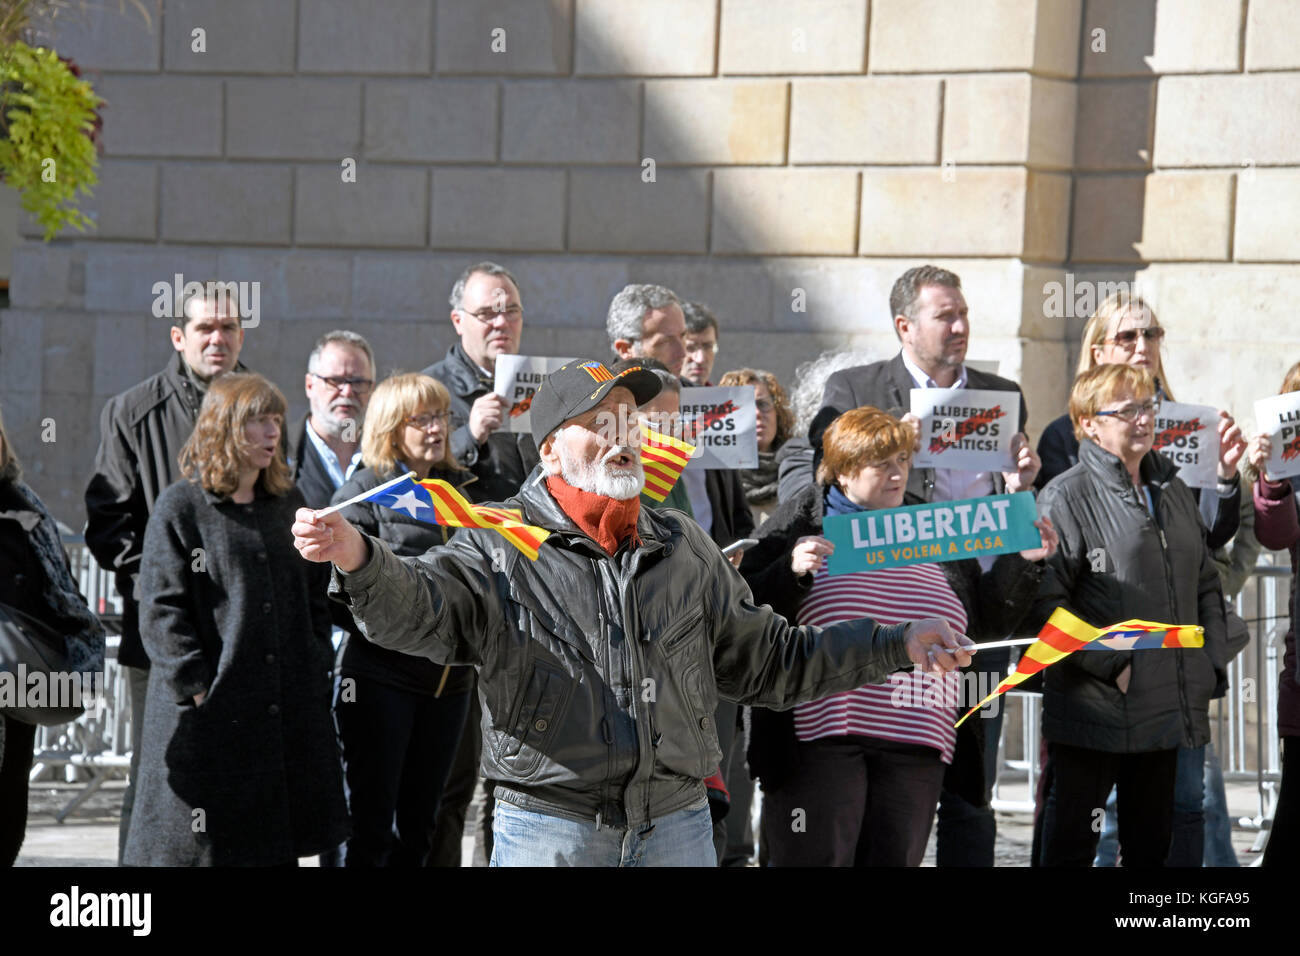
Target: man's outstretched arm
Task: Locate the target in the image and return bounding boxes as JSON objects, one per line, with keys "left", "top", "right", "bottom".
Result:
{"left": 293, "top": 508, "right": 495, "bottom": 666}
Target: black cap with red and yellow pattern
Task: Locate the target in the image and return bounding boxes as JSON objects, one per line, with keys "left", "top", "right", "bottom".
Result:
{"left": 529, "top": 359, "right": 662, "bottom": 446}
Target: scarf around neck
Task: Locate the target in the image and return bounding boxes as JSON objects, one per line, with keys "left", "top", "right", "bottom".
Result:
{"left": 740, "top": 449, "right": 780, "bottom": 506}
{"left": 824, "top": 484, "right": 865, "bottom": 517}
{"left": 546, "top": 475, "right": 642, "bottom": 556}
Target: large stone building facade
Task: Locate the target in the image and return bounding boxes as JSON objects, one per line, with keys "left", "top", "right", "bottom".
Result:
{"left": 1, "top": 0, "right": 1294, "bottom": 525}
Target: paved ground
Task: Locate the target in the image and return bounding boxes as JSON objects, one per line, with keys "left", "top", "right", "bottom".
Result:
{"left": 16, "top": 774, "right": 1270, "bottom": 867}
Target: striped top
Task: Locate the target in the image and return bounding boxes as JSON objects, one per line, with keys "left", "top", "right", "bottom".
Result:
{"left": 794, "top": 561, "right": 969, "bottom": 763}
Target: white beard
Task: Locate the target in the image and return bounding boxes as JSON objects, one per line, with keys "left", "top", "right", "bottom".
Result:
{"left": 557, "top": 437, "right": 645, "bottom": 500}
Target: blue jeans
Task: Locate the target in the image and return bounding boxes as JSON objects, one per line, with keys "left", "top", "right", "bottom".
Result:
{"left": 489, "top": 796, "right": 716, "bottom": 867}
{"left": 1095, "top": 744, "right": 1207, "bottom": 866}
{"left": 1202, "top": 743, "right": 1238, "bottom": 867}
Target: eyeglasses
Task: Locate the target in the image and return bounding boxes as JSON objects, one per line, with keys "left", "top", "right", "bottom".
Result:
{"left": 1094, "top": 399, "right": 1160, "bottom": 423}
{"left": 457, "top": 304, "right": 523, "bottom": 324}
{"left": 1104, "top": 327, "right": 1165, "bottom": 348}
{"left": 755, "top": 399, "right": 775, "bottom": 413}
{"left": 405, "top": 412, "right": 451, "bottom": 431}
{"left": 311, "top": 373, "right": 374, "bottom": 393}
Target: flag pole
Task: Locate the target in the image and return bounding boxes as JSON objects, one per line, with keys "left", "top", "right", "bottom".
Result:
{"left": 949, "top": 637, "right": 1039, "bottom": 653}
{"left": 314, "top": 471, "right": 416, "bottom": 517}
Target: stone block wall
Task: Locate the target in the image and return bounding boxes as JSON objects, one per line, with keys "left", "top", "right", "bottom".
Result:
{"left": 0, "top": 0, "right": 1294, "bottom": 526}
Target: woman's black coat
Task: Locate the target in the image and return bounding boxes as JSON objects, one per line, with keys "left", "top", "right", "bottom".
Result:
{"left": 738, "top": 483, "right": 1046, "bottom": 795}
{"left": 124, "top": 479, "right": 348, "bottom": 866}
{"left": 1029, "top": 440, "right": 1228, "bottom": 753}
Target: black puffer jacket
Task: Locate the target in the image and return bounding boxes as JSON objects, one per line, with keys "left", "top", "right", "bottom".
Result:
{"left": 739, "top": 483, "right": 1046, "bottom": 793}
{"left": 1035, "top": 411, "right": 1242, "bottom": 550}
{"left": 422, "top": 344, "right": 539, "bottom": 503}
{"left": 1031, "top": 439, "right": 1229, "bottom": 753}
{"left": 332, "top": 464, "right": 478, "bottom": 697}
{"left": 329, "top": 466, "right": 915, "bottom": 829}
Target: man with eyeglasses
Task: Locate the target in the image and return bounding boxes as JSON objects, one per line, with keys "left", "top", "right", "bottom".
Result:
{"left": 422, "top": 261, "right": 538, "bottom": 503}
{"left": 85, "top": 283, "right": 250, "bottom": 863}
{"left": 292, "top": 330, "right": 377, "bottom": 511}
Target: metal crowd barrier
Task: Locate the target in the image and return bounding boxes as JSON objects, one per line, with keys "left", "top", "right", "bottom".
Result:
{"left": 991, "top": 557, "right": 1292, "bottom": 847}
{"left": 26, "top": 535, "right": 130, "bottom": 823}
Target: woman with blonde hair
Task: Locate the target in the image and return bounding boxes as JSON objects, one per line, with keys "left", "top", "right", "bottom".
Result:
{"left": 124, "top": 373, "right": 347, "bottom": 866}
{"left": 1037, "top": 293, "right": 1245, "bottom": 550}
{"left": 330, "top": 372, "right": 479, "bottom": 867}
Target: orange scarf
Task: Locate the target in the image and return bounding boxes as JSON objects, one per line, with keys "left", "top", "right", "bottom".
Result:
{"left": 545, "top": 475, "right": 642, "bottom": 557}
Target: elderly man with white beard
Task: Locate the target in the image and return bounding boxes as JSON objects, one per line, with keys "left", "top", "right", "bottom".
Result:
{"left": 292, "top": 358, "right": 974, "bottom": 867}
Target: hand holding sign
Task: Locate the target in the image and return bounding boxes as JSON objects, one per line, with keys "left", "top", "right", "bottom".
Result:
{"left": 791, "top": 535, "right": 835, "bottom": 576}
{"left": 469, "top": 392, "right": 507, "bottom": 443}
{"left": 1020, "top": 517, "right": 1059, "bottom": 563}
{"left": 1247, "top": 432, "right": 1274, "bottom": 480}
{"left": 1001, "top": 433, "right": 1041, "bottom": 494}
{"left": 1216, "top": 410, "right": 1246, "bottom": 479}
{"left": 1253, "top": 392, "right": 1300, "bottom": 481}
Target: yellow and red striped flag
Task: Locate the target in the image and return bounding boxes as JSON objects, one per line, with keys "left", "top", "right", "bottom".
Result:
{"left": 639, "top": 423, "right": 696, "bottom": 503}
{"left": 342, "top": 472, "right": 551, "bottom": 560}
{"left": 953, "top": 607, "right": 1204, "bottom": 727}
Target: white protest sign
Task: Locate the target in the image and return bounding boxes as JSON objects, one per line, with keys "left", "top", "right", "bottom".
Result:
{"left": 1254, "top": 391, "right": 1300, "bottom": 481}
{"left": 910, "top": 388, "right": 1019, "bottom": 472}
{"left": 493, "top": 355, "right": 575, "bottom": 434}
{"left": 1151, "top": 402, "right": 1219, "bottom": 489}
{"left": 677, "top": 386, "right": 758, "bottom": 469}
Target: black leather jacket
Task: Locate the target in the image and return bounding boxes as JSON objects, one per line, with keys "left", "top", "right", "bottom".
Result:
{"left": 1031, "top": 440, "right": 1229, "bottom": 752}
{"left": 329, "top": 467, "right": 913, "bottom": 828}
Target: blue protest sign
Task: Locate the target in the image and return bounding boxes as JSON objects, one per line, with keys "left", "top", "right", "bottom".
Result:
{"left": 823, "top": 491, "right": 1042, "bottom": 574}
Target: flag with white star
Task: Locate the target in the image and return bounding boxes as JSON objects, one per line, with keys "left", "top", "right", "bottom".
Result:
{"left": 354, "top": 473, "right": 551, "bottom": 561}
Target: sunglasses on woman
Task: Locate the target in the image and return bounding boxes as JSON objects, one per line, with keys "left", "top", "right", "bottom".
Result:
{"left": 1104, "top": 327, "right": 1166, "bottom": 347}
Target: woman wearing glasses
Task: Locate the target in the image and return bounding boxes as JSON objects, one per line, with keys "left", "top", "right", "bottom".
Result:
{"left": 1036, "top": 293, "right": 1246, "bottom": 550}
{"left": 717, "top": 368, "right": 795, "bottom": 526}
{"left": 1030, "top": 364, "right": 1228, "bottom": 866}
{"left": 330, "top": 373, "right": 479, "bottom": 866}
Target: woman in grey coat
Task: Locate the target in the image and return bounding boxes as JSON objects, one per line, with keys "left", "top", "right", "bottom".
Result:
{"left": 1031, "top": 363, "right": 1228, "bottom": 868}
{"left": 124, "top": 374, "right": 348, "bottom": 866}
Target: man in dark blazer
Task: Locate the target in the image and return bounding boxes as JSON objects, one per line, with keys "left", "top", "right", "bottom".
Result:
{"left": 807, "top": 264, "right": 1042, "bottom": 868}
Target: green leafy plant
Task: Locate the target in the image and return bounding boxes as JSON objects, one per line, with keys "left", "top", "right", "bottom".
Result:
{"left": 0, "top": 40, "right": 102, "bottom": 239}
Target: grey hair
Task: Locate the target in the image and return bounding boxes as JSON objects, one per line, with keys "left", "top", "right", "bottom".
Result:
{"left": 307, "top": 330, "right": 376, "bottom": 377}
{"left": 682, "top": 301, "right": 718, "bottom": 337}
{"left": 448, "top": 261, "right": 522, "bottom": 311}
{"left": 790, "top": 350, "right": 881, "bottom": 436}
{"left": 606, "top": 284, "right": 681, "bottom": 349}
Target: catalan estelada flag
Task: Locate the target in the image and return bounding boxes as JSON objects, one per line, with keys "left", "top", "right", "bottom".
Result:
{"left": 639, "top": 423, "right": 695, "bottom": 503}
{"left": 953, "top": 607, "right": 1204, "bottom": 727}
{"left": 579, "top": 360, "right": 614, "bottom": 383}
{"left": 352, "top": 472, "right": 551, "bottom": 561}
